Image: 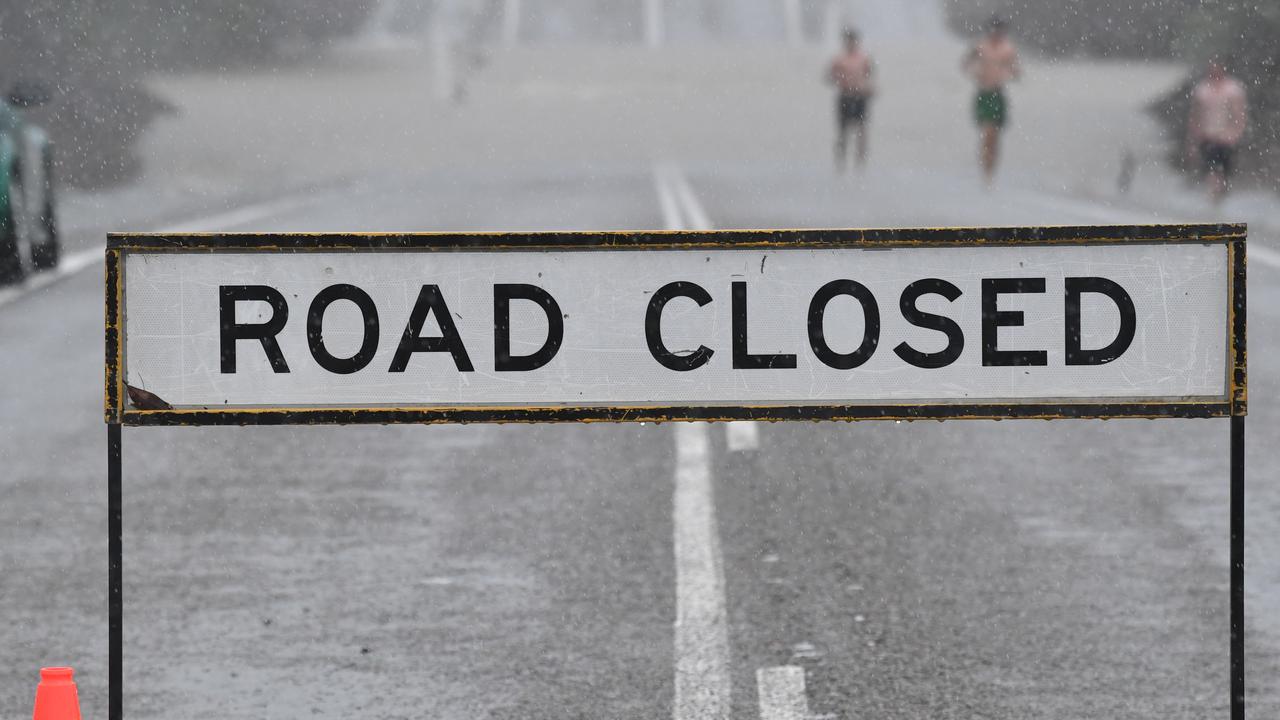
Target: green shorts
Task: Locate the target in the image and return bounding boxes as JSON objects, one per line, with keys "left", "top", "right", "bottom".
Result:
{"left": 974, "top": 89, "right": 1007, "bottom": 128}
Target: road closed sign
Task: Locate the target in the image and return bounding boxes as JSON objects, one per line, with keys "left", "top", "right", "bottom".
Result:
{"left": 104, "top": 225, "right": 1245, "bottom": 424}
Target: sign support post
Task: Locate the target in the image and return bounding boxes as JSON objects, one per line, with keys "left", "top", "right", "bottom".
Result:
{"left": 101, "top": 427, "right": 1249, "bottom": 719}
{"left": 107, "top": 422, "right": 122, "bottom": 720}
{"left": 1231, "top": 413, "right": 1245, "bottom": 720}
{"left": 101, "top": 223, "right": 1247, "bottom": 719}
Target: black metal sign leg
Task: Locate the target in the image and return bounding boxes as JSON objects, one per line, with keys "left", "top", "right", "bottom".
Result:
{"left": 1231, "top": 414, "right": 1245, "bottom": 720}
{"left": 108, "top": 423, "right": 122, "bottom": 720}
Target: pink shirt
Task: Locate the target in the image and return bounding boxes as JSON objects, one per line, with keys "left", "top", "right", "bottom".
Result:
{"left": 830, "top": 50, "right": 873, "bottom": 95}
{"left": 1192, "top": 77, "right": 1248, "bottom": 146}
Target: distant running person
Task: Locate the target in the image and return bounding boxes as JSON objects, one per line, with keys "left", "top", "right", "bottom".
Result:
{"left": 964, "top": 17, "right": 1020, "bottom": 184}
{"left": 828, "top": 28, "right": 875, "bottom": 171}
{"left": 1188, "top": 56, "right": 1248, "bottom": 204}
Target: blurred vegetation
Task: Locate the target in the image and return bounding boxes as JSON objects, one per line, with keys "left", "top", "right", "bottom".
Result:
{"left": 945, "top": 0, "right": 1280, "bottom": 185}
{"left": 0, "top": 1, "right": 375, "bottom": 187}
{"left": 944, "top": 0, "right": 1192, "bottom": 57}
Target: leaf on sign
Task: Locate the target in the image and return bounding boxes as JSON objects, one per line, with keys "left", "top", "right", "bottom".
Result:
{"left": 127, "top": 385, "right": 172, "bottom": 410}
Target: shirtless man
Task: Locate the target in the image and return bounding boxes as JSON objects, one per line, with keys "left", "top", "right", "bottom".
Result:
{"left": 964, "top": 17, "right": 1020, "bottom": 184}
{"left": 1188, "top": 57, "right": 1248, "bottom": 204}
{"left": 828, "top": 28, "right": 875, "bottom": 171}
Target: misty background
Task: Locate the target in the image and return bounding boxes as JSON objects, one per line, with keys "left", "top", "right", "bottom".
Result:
{"left": 4, "top": 2, "right": 1280, "bottom": 718}
{"left": 1, "top": 0, "right": 1276, "bottom": 189}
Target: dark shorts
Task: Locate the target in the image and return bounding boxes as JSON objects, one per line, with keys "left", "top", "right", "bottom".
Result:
{"left": 974, "top": 89, "right": 1008, "bottom": 128}
{"left": 837, "top": 94, "right": 870, "bottom": 127}
{"left": 1201, "top": 142, "right": 1235, "bottom": 177}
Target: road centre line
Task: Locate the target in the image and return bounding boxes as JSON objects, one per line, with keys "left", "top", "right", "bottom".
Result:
{"left": 757, "top": 666, "right": 812, "bottom": 720}
{"left": 672, "top": 421, "right": 732, "bottom": 720}
{"left": 656, "top": 162, "right": 762, "bottom": 452}
{"left": 670, "top": 159, "right": 806, "bottom": 720}
{"left": 655, "top": 164, "right": 732, "bottom": 720}
{"left": 0, "top": 193, "right": 316, "bottom": 310}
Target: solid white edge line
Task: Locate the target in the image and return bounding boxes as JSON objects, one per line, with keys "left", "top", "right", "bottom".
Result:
{"left": 1006, "top": 188, "right": 1154, "bottom": 226}
{"left": 1011, "top": 187, "right": 1280, "bottom": 270}
{"left": 0, "top": 193, "right": 317, "bottom": 310}
{"left": 155, "top": 194, "right": 314, "bottom": 234}
{"left": 673, "top": 421, "right": 732, "bottom": 720}
{"left": 757, "top": 666, "right": 810, "bottom": 720}
{"left": 0, "top": 244, "right": 104, "bottom": 308}
{"left": 1249, "top": 244, "right": 1280, "bottom": 270}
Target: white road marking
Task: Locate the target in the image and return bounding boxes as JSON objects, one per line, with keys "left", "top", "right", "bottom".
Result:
{"left": 664, "top": 164, "right": 713, "bottom": 231}
{"left": 821, "top": 0, "right": 842, "bottom": 49}
{"left": 756, "top": 666, "right": 811, "bottom": 720}
{"left": 644, "top": 0, "right": 664, "bottom": 49}
{"left": 0, "top": 244, "right": 104, "bottom": 308}
{"left": 654, "top": 166, "right": 685, "bottom": 231}
{"left": 781, "top": 0, "right": 804, "bottom": 47}
{"left": 725, "top": 420, "right": 760, "bottom": 452}
{"left": 673, "top": 421, "right": 732, "bottom": 720}
{"left": 1006, "top": 188, "right": 1155, "bottom": 226}
{"left": 1011, "top": 187, "right": 1280, "bottom": 270}
{"left": 501, "top": 0, "right": 521, "bottom": 47}
{"left": 153, "top": 194, "right": 314, "bottom": 234}
{"left": 1249, "top": 243, "right": 1280, "bottom": 270}
{"left": 431, "top": 20, "right": 455, "bottom": 102}
{"left": 656, "top": 164, "right": 733, "bottom": 720}
{"left": 658, "top": 162, "right": 761, "bottom": 451}
{"left": 0, "top": 193, "right": 316, "bottom": 310}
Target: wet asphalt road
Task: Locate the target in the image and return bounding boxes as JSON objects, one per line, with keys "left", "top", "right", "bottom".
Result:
{"left": 4, "top": 41, "right": 1280, "bottom": 719}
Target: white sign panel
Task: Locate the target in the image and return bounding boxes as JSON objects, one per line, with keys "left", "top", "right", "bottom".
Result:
{"left": 107, "top": 229, "right": 1241, "bottom": 424}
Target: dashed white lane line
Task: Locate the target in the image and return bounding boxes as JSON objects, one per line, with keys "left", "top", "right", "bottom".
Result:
{"left": 673, "top": 421, "right": 732, "bottom": 720}
{"left": 0, "top": 193, "right": 316, "bottom": 310}
{"left": 664, "top": 163, "right": 713, "bottom": 232}
{"left": 757, "top": 666, "right": 811, "bottom": 720}
{"left": 725, "top": 420, "right": 761, "bottom": 452}
{"left": 655, "top": 165, "right": 686, "bottom": 232}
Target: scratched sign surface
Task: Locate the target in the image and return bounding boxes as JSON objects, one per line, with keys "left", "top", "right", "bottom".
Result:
{"left": 105, "top": 226, "right": 1244, "bottom": 424}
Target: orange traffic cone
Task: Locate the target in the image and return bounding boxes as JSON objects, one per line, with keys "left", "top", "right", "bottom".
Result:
{"left": 32, "top": 667, "right": 81, "bottom": 720}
